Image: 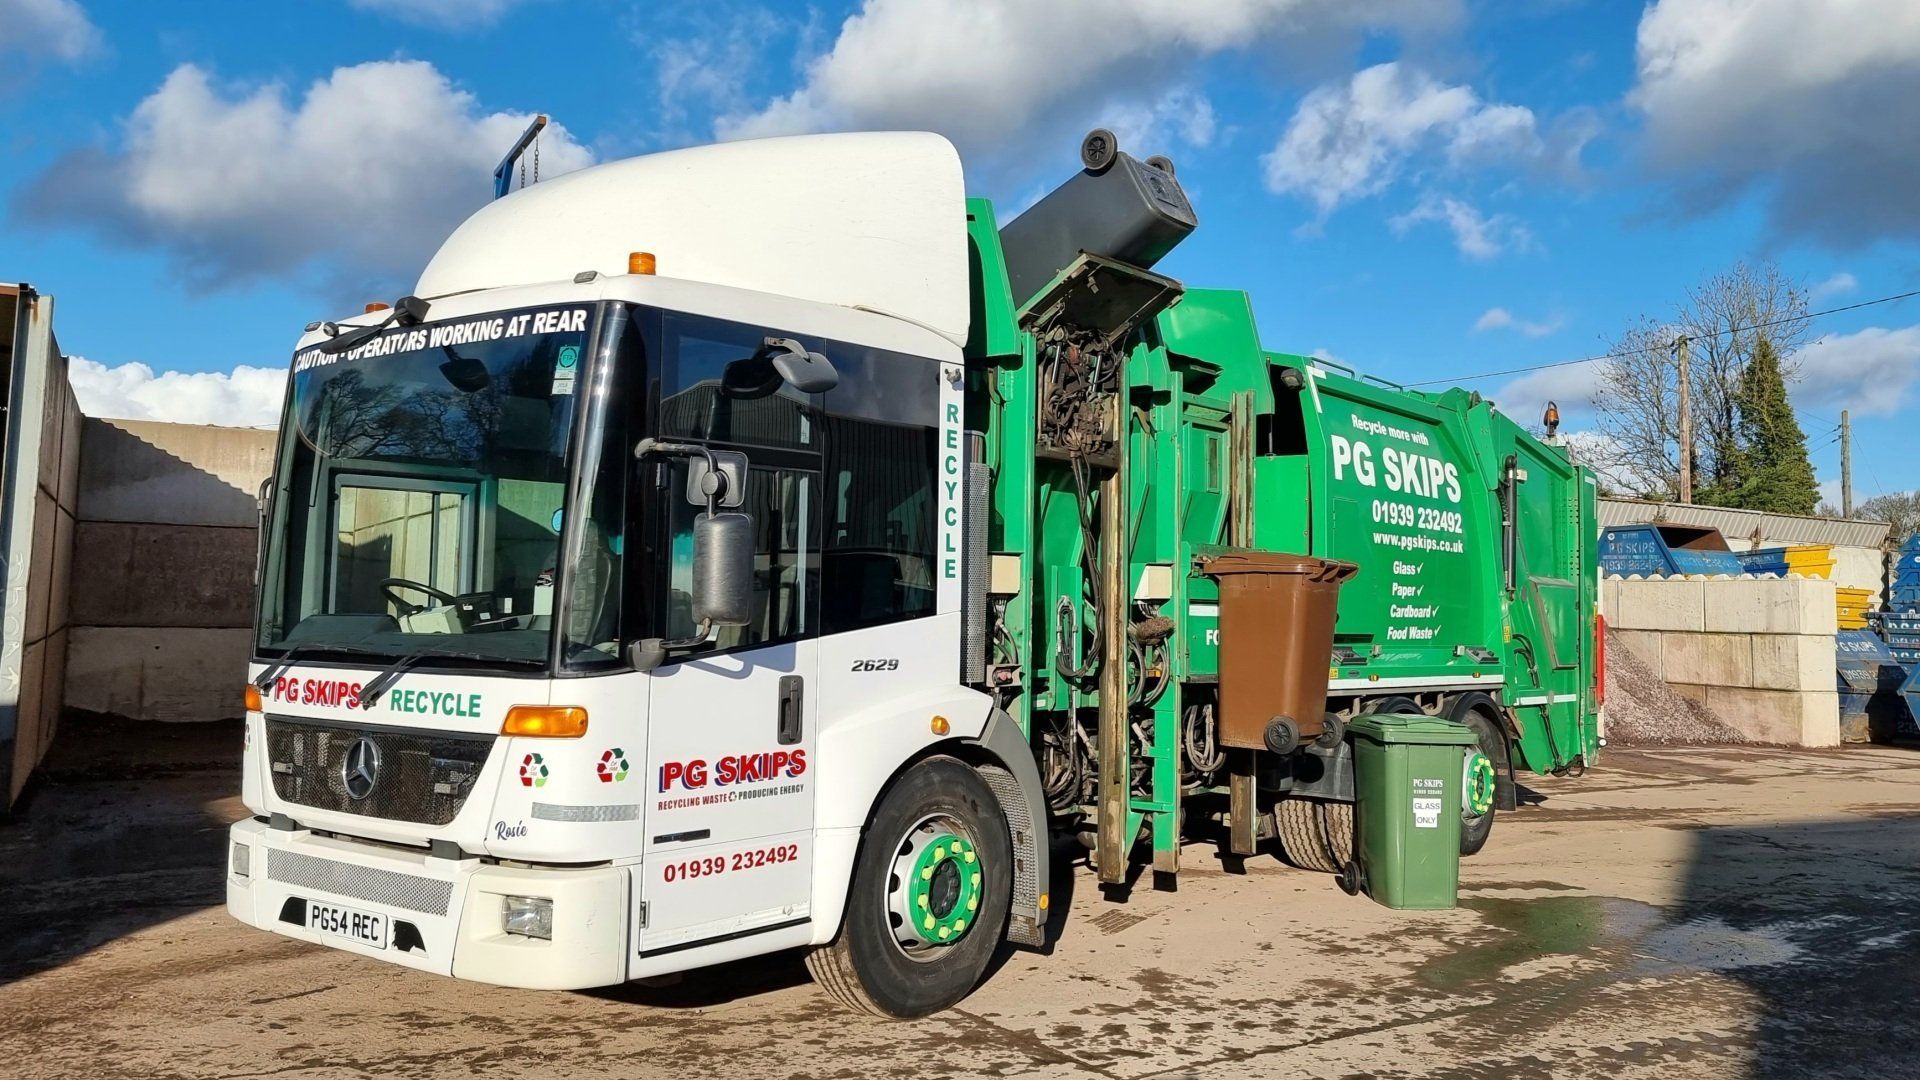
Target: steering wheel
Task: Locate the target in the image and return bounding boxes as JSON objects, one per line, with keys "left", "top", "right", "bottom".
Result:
{"left": 381, "top": 577, "right": 459, "bottom": 617}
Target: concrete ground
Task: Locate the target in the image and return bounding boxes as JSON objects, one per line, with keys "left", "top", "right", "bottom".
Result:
{"left": 4, "top": 721, "right": 1920, "bottom": 1079}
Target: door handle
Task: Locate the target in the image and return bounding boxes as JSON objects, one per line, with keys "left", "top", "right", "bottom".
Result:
{"left": 777, "top": 675, "right": 804, "bottom": 745}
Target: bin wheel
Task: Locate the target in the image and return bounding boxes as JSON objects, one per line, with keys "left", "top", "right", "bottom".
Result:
{"left": 804, "top": 756, "right": 1012, "bottom": 1018}
{"left": 1448, "top": 694, "right": 1508, "bottom": 857}
{"left": 1315, "top": 712, "right": 1347, "bottom": 749}
{"left": 1080, "top": 128, "right": 1119, "bottom": 172}
{"left": 1276, "top": 796, "right": 1352, "bottom": 874}
{"left": 1263, "top": 715, "right": 1301, "bottom": 755}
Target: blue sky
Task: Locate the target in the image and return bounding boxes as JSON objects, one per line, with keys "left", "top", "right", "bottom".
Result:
{"left": 3, "top": 0, "right": 1917, "bottom": 505}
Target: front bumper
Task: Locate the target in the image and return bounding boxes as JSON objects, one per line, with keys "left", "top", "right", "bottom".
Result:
{"left": 226, "top": 818, "right": 631, "bottom": 990}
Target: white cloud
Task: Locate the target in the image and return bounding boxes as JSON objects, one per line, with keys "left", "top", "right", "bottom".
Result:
{"left": 1491, "top": 362, "right": 1605, "bottom": 429}
{"left": 719, "top": 1, "right": 1458, "bottom": 174}
{"left": 0, "top": 0, "right": 100, "bottom": 62}
{"left": 1262, "top": 62, "right": 1575, "bottom": 216}
{"left": 1818, "top": 476, "right": 1842, "bottom": 509}
{"left": 1632, "top": 0, "right": 1920, "bottom": 245}
{"left": 68, "top": 357, "right": 286, "bottom": 428}
{"left": 347, "top": 0, "right": 529, "bottom": 29}
{"left": 650, "top": 9, "right": 787, "bottom": 129}
{"left": 1474, "top": 306, "right": 1563, "bottom": 337}
{"left": 18, "top": 60, "right": 592, "bottom": 293}
{"left": 1810, "top": 272, "right": 1858, "bottom": 302}
{"left": 1389, "top": 193, "right": 1534, "bottom": 260}
{"left": 1792, "top": 325, "right": 1920, "bottom": 417}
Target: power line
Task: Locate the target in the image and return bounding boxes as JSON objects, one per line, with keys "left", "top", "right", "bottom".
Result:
{"left": 1407, "top": 287, "right": 1920, "bottom": 388}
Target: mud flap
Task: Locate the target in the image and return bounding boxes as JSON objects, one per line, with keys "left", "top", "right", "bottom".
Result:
{"left": 964, "top": 710, "right": 1051, "bottom": 948}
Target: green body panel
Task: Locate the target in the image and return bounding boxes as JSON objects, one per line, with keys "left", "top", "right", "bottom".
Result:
{"left": 1349, "top": 713, "right": 1475, "bottom": 910}
{"left": 962, "top": 197, "right": 1599, "bottom": 868}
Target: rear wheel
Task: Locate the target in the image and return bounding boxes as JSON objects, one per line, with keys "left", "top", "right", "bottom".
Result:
{"left": 805, "top": 757, "right": 1012, "bottom": 1018}
{"left": 1449, "top": 693, "right": 1508, "bottom": 857}
{"left": 1276, "top": 797, "right": 1352, "bottom": 873}
{"left": 1277, "top": 697, "right": 1423, "bottom": 873}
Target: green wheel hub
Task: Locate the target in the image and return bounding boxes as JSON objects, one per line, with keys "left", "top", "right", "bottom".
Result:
{"left": 1464, "top": 751, "right": 1497, "bottom": 816}
{"left": 888, "top": 825, "right": 983, "bottom": 956}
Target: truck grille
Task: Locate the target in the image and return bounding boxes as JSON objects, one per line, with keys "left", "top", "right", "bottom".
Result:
{"left": 265, "top": 717, "right": 493, "bottom": 826}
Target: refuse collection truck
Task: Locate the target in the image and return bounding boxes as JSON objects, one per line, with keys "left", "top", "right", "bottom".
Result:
{"left": 228, "top": 128, "right": 1602, "bottom": 1018}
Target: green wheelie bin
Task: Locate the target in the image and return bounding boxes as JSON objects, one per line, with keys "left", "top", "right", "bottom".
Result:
{"left": 1348, "top": 713, "right": 1479, "bottom": 910}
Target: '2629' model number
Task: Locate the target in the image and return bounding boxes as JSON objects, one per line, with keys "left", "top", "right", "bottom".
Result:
{"left": 850, "top": 658, "right": 899, "bottom": 672}
{"left": 660, "top": 844, "right": 800, "bottom": 883}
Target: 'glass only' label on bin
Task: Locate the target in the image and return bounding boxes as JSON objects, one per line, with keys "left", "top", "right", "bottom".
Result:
{"left": 1412, "top": 777, "right": 1444, "bottom": 828}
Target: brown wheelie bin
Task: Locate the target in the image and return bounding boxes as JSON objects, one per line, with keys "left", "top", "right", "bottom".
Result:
{"left": 1197, "top": 551, "right": 1358, "bottom": 752}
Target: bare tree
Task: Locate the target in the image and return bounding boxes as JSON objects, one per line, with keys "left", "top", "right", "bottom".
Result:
{"left": 1588, "top": 261, "right": 1811, "bottom": 500}
{"left": 1855, "top": 491, "right": 1920, "bottom": 544}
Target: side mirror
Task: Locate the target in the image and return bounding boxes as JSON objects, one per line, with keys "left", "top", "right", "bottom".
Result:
{"left": 762, "top": 337, "right": 839, "bottom": 393}
{"left": 691, "top": 511, "right": 754, "bottom": 626}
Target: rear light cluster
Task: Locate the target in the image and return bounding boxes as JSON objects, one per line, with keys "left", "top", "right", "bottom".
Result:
{"left": 1593, "top": 612, "right": 1607, "bottom": 707}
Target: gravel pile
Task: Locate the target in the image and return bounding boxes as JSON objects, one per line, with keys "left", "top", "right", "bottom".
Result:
{"left": 1603, "top": 628, "right": 1752, "bottom": 746}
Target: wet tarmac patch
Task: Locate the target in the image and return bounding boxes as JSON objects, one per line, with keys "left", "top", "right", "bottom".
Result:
{"left": 1420, "top": 895, "right": 1664, "bottom": 990}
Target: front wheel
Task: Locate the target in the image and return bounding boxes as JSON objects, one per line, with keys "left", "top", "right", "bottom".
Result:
{"left": 805, "top": 757, "right": 1012, "bottom": 1018}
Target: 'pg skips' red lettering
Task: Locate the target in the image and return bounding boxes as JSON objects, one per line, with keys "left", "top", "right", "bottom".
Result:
{"left": 269, "top": 676, "right": 362, "bottom": 709}
{"left": 659, "top": 749, "right": 807, "bottom": 791}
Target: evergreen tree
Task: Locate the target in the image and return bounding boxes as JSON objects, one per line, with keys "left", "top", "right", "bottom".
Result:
{"left": 1723, "top": 338, "right": 1819, "bottom": 514}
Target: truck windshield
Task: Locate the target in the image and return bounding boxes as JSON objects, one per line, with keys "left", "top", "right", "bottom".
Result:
{"left": 255, "top": 303, "right": 601, "bottom": 667}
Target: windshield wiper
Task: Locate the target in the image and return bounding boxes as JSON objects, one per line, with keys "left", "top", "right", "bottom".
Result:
{"left": 252, "top": 642, "right": 395, "bottom": 692}
{"left": 359, "top": 646, "right": 544, "bottom": 709}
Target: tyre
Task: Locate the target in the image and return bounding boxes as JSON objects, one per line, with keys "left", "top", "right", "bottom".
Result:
{"left": 1276, "top": 796, "right": 1352, "bottom": 873}
{"left": 1448, "top": 693, "right": 1508, "bottom": 857}
{"left": 805, "top": 756, "right": 1012, "bottom": 1018}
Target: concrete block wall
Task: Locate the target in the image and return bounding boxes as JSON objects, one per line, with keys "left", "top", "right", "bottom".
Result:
{"left": 1602, "top": 575, "right": 1840, "bottom": 747}
{"left": 64, "top": 419, "right": 275, "bottom": 723}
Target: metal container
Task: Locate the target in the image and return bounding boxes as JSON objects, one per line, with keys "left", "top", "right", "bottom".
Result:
{"left": 1891, "top": 536, "right": 1920, "bottom": 612}
{"left": 1836, "top": 587, "right": 1872, "bottom": 631}
{"left": 1836, "top": 630, "right": 1911, "bottom": 743}
{"left": 1199, "top": 551, "right": 1357, "bottom": 750}
{"left": 1734, "top": 547, "right": 1789, "bottom": 577}
{"left": 1781, "top": 543, "right": 1836, "bottom": 579}
{"left": 1599, "top": 524, "right": 1743, "bottom": 578}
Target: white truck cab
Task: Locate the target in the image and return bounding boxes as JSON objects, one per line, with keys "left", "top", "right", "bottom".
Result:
{"left": 227, "top": 133, "right": 1049, "bottom": 1016}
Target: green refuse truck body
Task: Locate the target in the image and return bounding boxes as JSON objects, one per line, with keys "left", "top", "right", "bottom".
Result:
{"left": 969, "top": 137, "right": 1602, "bottom": 884}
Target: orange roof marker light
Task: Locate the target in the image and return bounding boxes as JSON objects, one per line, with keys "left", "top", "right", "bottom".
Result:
{"left": 502, "top": 705, "right": 590, "bottom": 738}
{"left": 628, "top": 251, "right": 657, "bottom": 275}
{"left": 364, "top": 301, "right": 390, "bottom": 313}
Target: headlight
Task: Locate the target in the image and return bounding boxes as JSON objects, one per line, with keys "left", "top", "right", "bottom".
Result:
{"left": 502, "top": 895, "right": 553, "bottom": 940}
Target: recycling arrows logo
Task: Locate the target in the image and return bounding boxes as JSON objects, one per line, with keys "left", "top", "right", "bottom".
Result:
{"left": 596, "top": 747, "right": 630, "bottom": 783}
{"left": 519, "top": 752, "right": 549, "bottom": 788}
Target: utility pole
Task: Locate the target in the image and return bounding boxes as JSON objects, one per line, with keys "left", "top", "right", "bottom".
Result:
{"left": 1675, "top": 335, "right": 1694, "bottom": 504}
{"left": 1841, "top": 409, "right": 1853, "bottom": 517}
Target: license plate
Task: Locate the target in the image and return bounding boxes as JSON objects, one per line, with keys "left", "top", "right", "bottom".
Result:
{"left": 306, "top": 899, "right": 388, "bottom": 949}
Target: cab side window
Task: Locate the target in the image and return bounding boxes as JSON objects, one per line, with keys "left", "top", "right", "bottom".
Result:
{"left": 819, "top": 344, "right": 939, "bottom": 633}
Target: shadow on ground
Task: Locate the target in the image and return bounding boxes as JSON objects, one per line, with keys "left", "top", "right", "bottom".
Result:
{"left": 0, "top": 715, "right": 242, "bottom": 987}
{"left": 1672, "top": 814, "right": 1920, "bottom": 1079}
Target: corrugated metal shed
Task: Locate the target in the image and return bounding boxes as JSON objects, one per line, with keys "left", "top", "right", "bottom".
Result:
{"left": 1598, "top": 498, "right": 1892, "bottom": 549}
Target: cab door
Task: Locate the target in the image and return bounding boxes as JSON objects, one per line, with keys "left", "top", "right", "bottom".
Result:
{"left": 637, "top": 314, "right": 823, "bottom": 953}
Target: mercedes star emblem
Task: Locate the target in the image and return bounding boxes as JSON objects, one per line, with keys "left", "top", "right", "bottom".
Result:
{"left": 340, "top": 736, "right": 382, "bottom": 801}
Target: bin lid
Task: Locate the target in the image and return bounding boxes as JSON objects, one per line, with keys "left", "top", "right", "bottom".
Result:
{"left": 1197, "top": 550, "right": 1358, "bottom": 581}
{"left": 1348, "top": 713, "right": 1479, "bottom": 745}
